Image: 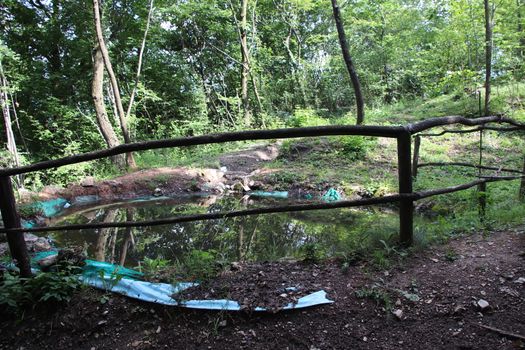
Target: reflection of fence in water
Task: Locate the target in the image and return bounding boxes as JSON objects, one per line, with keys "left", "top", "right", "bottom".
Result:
{"left": 1, "top": 115, "right": 525, "bottom": 277}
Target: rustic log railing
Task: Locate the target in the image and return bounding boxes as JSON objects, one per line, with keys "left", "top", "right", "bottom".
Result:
{"left": 1, "top": 115, "right": 525, "bottom": 277}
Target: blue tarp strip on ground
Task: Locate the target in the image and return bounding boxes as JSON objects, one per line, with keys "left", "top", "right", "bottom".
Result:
{"left": 82, "top": 273, "right": 333, "bottom": 310}
{"left": 30, "top": 251, "right": 333, "bottom": 311}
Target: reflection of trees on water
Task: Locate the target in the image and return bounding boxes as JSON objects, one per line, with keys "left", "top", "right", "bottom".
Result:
{"left": 118, "top": 209, "right": 134, "bottom": 266}
{"left": 48, "top": 196, "right": 399, "bottom": 267}
{"left": 94, "top": 209, "right": 118, "bottom": 262}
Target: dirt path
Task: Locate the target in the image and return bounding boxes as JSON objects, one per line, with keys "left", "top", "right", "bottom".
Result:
{"left": 219, "top": 142, "right": 280, "bottom": 174}
{"left": 2, "top": 229, "right": 524, "bottom": 349}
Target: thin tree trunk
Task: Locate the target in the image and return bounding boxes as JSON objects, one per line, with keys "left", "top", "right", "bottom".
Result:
{"left": 92, "top": 0, "right": 136, "bottom": 168}
{"left": 518, "top": 0, "right": 525, "bottom": 64}
{"left": 106, "top": 84, "right": 121, "bottom": 129}
{"left": 484, "top": 0, "right": 493, "bottom": 116}
{"left": 240, "top": 0, "right": 250, "bottom": 127}
{"left": 284, "top": 27, "right": 308, "bottom": 106}
{"left": 92, "top": 45, "right": 126, "bottom": 168}
{"left": 331, "top": 0, "right": 365, "bottom": 125}
{"left": 0, "top": 61, "right": 22, "bottom": 187}
{"left": 248, "top": 1, "right": 263, "bottom": 117}
{"left": 238, "top": 224, "right": 245, "bottom": 261}
{"left": 9, "top": 94, "right": 28, "bottom": 153}
{"left": 125, "top": 0, "right": 154, "bottom": 121}
{"left": 519, "top": 156, "right": 525, "bottom": 201}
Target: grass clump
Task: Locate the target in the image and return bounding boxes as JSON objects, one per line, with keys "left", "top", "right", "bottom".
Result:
{"left": 355, "top": 284, "right": 392, "bottom": 310}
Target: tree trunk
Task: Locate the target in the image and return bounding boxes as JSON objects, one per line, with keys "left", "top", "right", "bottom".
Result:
{"left": 484, "top": 0, "right": 493, "bottom": 116}
{"left": 284, "top": 27, "right": 308, "bottom": 107}
{"left": 92, "top": 0, "right": 136, "bottom": 168}
{"left": 240, "top": 0, "right": 250, "bottom": 127}
{"left": 125, "top": 0, "right": 154, "bottom": 121}
{"left": 331, "top": 0, "right": 365, "bottom": 125}
{"left": 0, "top": 61, "right": 22, "bottom": 187}
{"left": 92, "top": 45, "right": 126, "bottom": 168}
{"left": 249, "top": 2, "right": 264, "bottom": 118}
{"left": 518, "top": 0, "right": 525, "bottom": 63}
{"left": 519, "top": 156, "right": 525, "bottom": 201}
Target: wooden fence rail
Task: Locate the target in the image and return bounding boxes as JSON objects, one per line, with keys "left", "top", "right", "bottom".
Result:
{"left": 1, "top": 115, "right": 525, "bottom": 277}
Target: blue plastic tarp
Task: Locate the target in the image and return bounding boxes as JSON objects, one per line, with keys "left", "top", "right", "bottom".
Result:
{"left": 30, "top": 251, "right": 333, "bottom": 311}
{"left": 249, "top": 191, "right": 289, "bottom": 199}
{"left": 82, "top": 272, "right": 333, "bottom": 310}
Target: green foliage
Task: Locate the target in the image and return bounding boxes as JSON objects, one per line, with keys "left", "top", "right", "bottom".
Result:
{"left": 359, "top": 181, "right": 391, "bottom": 198}
{"left": 138, "top": 257, "right": 171, "bottom": 279}
{"left": 1, "top": 0, "right": 524, "bottom": 190}
{"left": 176, "top": 250, "right": 219, "bottom": 282}
{"left": 444, "top": 249, "right": 459, "bottom": 262}
{"left": 336, "top": 136, "right": 370, "bottom": 160}
{"left": 355, "top": 284, "right": 392, "bottom": 310}
{"left": 18, "top": 205, "right": 43, "bottom": 219}
{"left": 0, "top": 270, "right": 83, "bottom": 317}
{"left": 268, "top": 170, "right": 307, "bottom": 187}
{"left": 96, "top": 269, "right": 124, "bottom": 304}
{"left": 287, "top": 109, "right": 328, "bottom": 127}
{"left": 300, "top": 242, "right": 324, "bottom": 263}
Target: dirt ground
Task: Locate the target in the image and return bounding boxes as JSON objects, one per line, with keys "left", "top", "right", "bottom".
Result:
{"left": 1, "top": 229, "right": 524, "bottom": 350}
{"left": 30, "top": 143, "right": 281, "bottom": 204}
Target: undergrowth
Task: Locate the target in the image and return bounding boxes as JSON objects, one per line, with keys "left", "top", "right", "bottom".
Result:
{"left": 0, "top": 268, "right": 83, "bottom": 318}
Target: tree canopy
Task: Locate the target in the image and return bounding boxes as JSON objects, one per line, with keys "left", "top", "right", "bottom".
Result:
{"left": 1, "top": 0, "right": 523, "bottom": 184}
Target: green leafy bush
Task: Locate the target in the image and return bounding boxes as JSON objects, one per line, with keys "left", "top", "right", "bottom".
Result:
{"left": 300, "top": 242, "right": 324, "bottom": 263}
{"left": 287, "top": 108, "right": 328, "bottom": 127}
{"left": 177, "top": 249, "right": 219, "bottom": 282}
{"left": 335, "top": 136, "right": 371, "bottom": 160}
{"left": 0, "top": 270, "right": 83, "bottom": 317}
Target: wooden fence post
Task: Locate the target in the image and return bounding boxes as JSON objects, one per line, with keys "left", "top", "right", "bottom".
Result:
{"left": 0, "top": 176, "right": 31, "bottom": 277}
{"left": 397, "top": 130, "right": 414, "bottom": 247}
{"left": 517, "top": 85, "right": 525, "bottom": 197}
{"left": 412, "top": 135, "right": 421, "bottom": 179}
{"left": 478, "top": 182, "right": 487, "bottom": 220}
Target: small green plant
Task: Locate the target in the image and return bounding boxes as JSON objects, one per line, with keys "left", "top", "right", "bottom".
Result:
{"left": 338, "top": 250, "right": 363, "bottom": 273}
{"left": 176, "top": 249, "right": 219, "bottom": 282}
{"left": 359, "top": 182, "right": 391, "bottom": 198}
{"left": 269, "top": 171, "right": 306, "bottom": 186}
{"left": 18, "top": 204, "right": 44, "bottom": 219}
{"left": 355, "top": 284, "right": 392, "bottom": 310}
{"left": 137, "top": 257, "right": 173, "bottom": 282}
{"left": 140, "top": 257, "right": 170, "bottom": 275}
{"left": 97, "top": 269, "right": 124, "bottom": 303}
{"left": 154, "top": 174, "right": 171, "bottom": 184}
{"left": 444, "top": 249, "right": 459, "bottom": 262}
{"left": 335, "top": 136, "right": 371, "bottom": 160}
{"left": 371, "top": 249, "right": 391, "bottom": 269}
{"left": 0, "top": 269, "right": 83, "bottom": 317}
{"left": 300, "top": 242, "right": 320, "bottom": 263}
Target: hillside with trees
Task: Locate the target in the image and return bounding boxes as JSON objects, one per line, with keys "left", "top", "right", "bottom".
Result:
{"left": 1, "top": 1, "right": 525, "bottom": 349}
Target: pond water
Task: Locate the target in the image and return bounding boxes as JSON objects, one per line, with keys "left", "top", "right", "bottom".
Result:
{"left": 38, "top": 194, "right": 401, "bottom": 268}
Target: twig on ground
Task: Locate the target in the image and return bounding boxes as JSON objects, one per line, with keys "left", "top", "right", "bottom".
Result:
{"left": 473, "top": 323, "right": 525, "bottom": 341}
